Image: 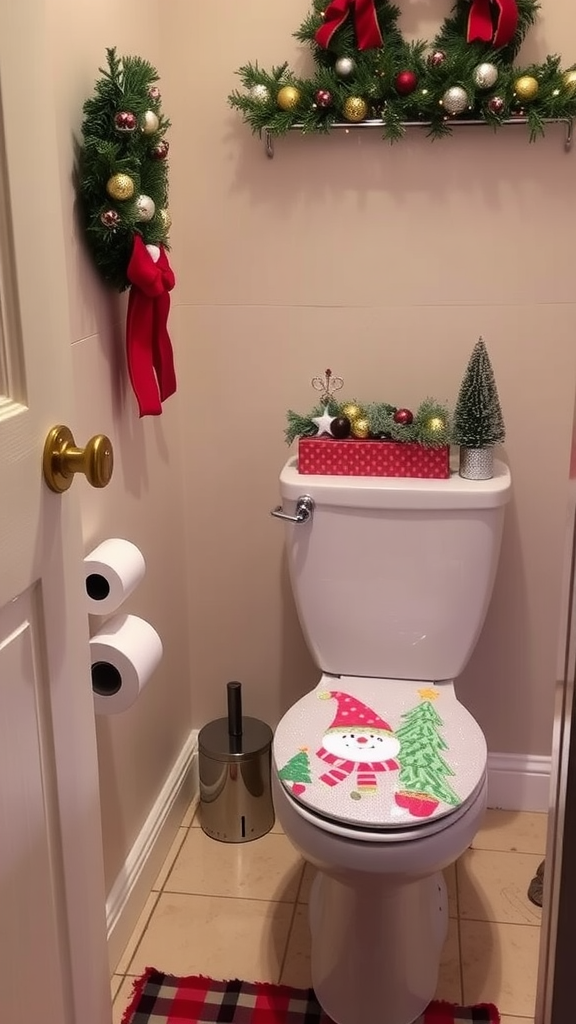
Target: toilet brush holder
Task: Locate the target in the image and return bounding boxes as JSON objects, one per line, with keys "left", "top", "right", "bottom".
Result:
{"left": 198, "top": 681, "right": 275, "bottom": 842}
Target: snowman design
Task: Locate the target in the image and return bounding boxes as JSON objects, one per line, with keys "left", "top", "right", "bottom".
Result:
{"left": 316, "top": 691, "right": 400, "bottom": 799}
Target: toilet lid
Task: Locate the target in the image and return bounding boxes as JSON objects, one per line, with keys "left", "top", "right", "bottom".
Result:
{"left": 273, "top": 676, "right": 487, "bottom": 831}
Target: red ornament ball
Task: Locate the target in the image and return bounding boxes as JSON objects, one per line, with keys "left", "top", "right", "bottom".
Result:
{"left": 315, "top": 89, "right": 332, "bottom": 108}
{"left": 100, "top": 209, "right": 120, "bottom": 229}
{"left": 114, "top": 111, "right": 137, "bottom": 132}
{"left": 487, "top": 95, "right": 505, "bottom": 115}
{"left": 331, "top": 416, "right": 351, "bottom": 439}
{"left": 152, "top": 140, "right": 170, "bottom": 160}
{"left": 393, "top": 408, "right": 413, "bottom": 425}
{"left": 428, "top": 50, "right": 446, "bottom": 68}
{"left": 395, "top": 70, "right": 418, "bottom": 96}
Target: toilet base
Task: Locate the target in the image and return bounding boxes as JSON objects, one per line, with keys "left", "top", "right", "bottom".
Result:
{"left": 308, "top": 868, "right": 448, "bottom": 1024}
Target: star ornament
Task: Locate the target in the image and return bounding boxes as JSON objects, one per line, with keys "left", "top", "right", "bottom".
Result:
{"left": 312, "top": 406, "right": 336, "bottom": 437}
{"left": 418, "top": 687, "right": 440, "bottom": 701}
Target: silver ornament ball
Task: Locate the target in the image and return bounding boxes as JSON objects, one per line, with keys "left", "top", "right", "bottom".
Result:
{"left": 141, "top": 109, "right": 160, "bottom": 135}
{"left": 335, "top": 56, "right": 356, "bottom": 78}
{"left": 135, "top": 194, "right": 156, "bottom": 222}
{"left": 473, "top": 62, "right": 499, "bottom": 90}
{"left": 442, "top": 85, "right": 470, "bottom": 115}
{"left": 249, "top": 84, "right": 270, "bottom": 104}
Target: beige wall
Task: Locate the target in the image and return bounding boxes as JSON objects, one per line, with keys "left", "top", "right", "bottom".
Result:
{"left": 47, "top": 0, "right": 192, "bottom": 892}
{"left": 164, "top": 0, "right": 576, "bottom": 755}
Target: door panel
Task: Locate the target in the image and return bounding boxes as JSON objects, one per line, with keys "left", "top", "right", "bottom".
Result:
{"left": 1, "top": 589, "right": 68, "bottom": 1020}
{"left": 0, "top": 3, "right": 111, "bottom": 1022}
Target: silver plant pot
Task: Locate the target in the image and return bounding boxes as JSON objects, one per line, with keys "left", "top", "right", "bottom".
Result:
{"left": 459, "top": 446, "right": 494, "bottom": 480}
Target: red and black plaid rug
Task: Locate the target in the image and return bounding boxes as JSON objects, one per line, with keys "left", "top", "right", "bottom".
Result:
{"left": 121, "top": 970, "right": 500, "bottom": 1023}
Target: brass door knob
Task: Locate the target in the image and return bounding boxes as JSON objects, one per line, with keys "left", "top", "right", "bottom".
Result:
{"left": 43, "top": 425, "right": 114, "bottom": 493}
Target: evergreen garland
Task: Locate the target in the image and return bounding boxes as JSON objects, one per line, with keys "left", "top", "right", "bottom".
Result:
{"left": 79, "top": 48, "right": 171, "bottom": 291}
{"left": 229, "top": 0, "right": 576, "bottom": 143}
{"left": 286, "top": 396, "right": 451, "bottom": 447}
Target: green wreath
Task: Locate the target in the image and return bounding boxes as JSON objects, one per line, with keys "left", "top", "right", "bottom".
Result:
{"left": 79, "top": 48, "right": 171, "bottom": 291}
{"left": 229, "top": 0, "right": 576, "bottom": 143}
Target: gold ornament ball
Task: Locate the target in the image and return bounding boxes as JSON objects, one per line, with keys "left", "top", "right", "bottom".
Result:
{"left": 141, "top": 109, "right": 160, "bottom": 134}
{"left": 343, "top": 96, "right": 368, "bottom": 123}
{"left": 342, "top": 402, "right": 363, "bottom": 423}
{"left": 562, "top": 69, "right": 576, "bottom": 95}
{"left": 106, "top": 173, "right": 135, "bottom": 201}
{"left": 159, "top": 208, "right": 172, "bottom": 231}
{"left": 277, "top": 85, "right": 301, "bottom": 111}
{"left": 351, "top": 417, "right": 370, "bottom": 439}
{"left": 426, "top": 416, "right": 445, "bottom": 435}
{"left": 514, "top": 75, "right": 539, "bottom": 102}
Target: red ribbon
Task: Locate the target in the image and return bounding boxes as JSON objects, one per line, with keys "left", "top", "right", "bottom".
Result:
{"left": 315, "top": 0, "right": 383, "bottom": 50}
{"left": 467, "top": 0, "right": 518, "bottom": 47}
{"left": 126, "top": 234, "right": 177, "bottom": 417}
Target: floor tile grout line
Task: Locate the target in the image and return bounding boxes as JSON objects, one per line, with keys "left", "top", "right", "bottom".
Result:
{"left": 458, "top": 916, "right": 541, "bottom": 927}
{"left": 158, "top": 887, "right": 304, "bottom": 904}
{"left": 152, "top": 828, "right": 189, "bottom": 893}
{"left": 277, "top": 867, "right": 306, "bottom": 984}
{"left": 118, "top": 889, "right": 162, "bottom": 976}
{"left": 454, "top": 860, "right": 465, "bottom": 1004}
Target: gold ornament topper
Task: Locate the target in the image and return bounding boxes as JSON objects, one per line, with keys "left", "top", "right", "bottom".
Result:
{"left": 311, "top": 368, "right": 344, "bottom": 404}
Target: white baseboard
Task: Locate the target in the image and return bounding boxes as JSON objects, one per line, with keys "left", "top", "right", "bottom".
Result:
{"left": 106, "top": 729, "right": 199, "bottom": 972}
{"left": 487, "top": 752, "right": 552, "bottom": 812}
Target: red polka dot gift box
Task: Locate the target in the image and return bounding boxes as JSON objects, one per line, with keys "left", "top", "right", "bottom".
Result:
{"left": 298, "top": 438, "right": 450, "bottom": 479}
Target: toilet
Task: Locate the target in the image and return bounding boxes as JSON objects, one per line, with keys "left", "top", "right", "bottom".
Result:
{"left": 271, "top": 454, "right": 511, "bottom": 1024}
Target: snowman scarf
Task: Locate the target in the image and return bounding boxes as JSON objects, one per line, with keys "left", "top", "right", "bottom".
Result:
{"left": 316, "top": 746, "right": 399, "bottom": 791}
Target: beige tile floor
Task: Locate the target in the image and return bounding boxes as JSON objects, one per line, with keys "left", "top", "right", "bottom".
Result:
{"left": 112, "top": 804, "right": 547, "bottom": 1024}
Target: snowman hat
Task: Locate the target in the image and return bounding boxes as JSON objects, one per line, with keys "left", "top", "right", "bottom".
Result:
{"left": 320, "top": 690, "right": 393, "bottom": 733}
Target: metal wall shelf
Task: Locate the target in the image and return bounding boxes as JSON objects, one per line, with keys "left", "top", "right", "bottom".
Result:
{"left": 263, "top": 117, "right": 573, "bottom": 158}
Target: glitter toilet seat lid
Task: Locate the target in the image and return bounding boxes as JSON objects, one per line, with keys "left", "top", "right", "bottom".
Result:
{"left": 273, "top": 675, "right": 487, "bottom": 831}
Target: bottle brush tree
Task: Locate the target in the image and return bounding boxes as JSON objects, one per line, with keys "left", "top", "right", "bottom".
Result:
{"left": 452, "top": 337, "right": 506, "bottom": 449}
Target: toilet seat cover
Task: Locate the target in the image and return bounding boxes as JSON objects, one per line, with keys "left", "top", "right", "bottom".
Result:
{"left": 274, "top": 676, "right": 487, "bottom": 830}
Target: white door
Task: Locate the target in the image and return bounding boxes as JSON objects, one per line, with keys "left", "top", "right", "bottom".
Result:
{"left": 0, "top": 6, "right": 111, "bottom": 1024}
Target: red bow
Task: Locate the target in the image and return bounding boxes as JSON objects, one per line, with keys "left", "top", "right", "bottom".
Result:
{"left": 126, "top": 234, "right": 177, "bottom": 417}
{"left": 315, "top": 0, "right": 383, "bottom": 50}
{"left": 467, "top": 0, "right": 518, "bottom": 47}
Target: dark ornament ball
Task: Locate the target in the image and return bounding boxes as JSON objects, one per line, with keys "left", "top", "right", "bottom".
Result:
{"left": 394, "top": 408, "right": 413, "bottom": 425}
{"left": 428, "top": 50, "right": 446, "bottom": 68}
{"left": 487, "top": 95, "right": 505, "bottom": 115}
{"left": 114, "top": 111, "right": 137, "bottom": 132}
{"left": 315, "top": 89, "right": 332, "bottom": 108}
{"left": 331, "top": 416, "right": 352, "bottom": 439}
{"left": 395, "top": 70, "right": 418, "bottom": 96}
{"left": 152, "top": 140, "right": 170, "bottom": 160}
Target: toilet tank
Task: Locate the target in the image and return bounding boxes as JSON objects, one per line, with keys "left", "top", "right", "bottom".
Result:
{"left": 278, "top": 456, "right": 511, "bottom": 682}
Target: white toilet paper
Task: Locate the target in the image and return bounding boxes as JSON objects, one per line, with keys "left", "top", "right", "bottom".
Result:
{"left": 84, "top": 538, "right": 146, "bottom": 614}
{"left": 90, "top": 613, "right": 163, "bottom": 714}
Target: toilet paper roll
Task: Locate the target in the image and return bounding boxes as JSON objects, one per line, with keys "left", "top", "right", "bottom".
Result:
{"left": 84, "top": 538, "right": 146, "bottom": 614}
{"left": 90, "top": 613, "right": 163, "bottom": 714}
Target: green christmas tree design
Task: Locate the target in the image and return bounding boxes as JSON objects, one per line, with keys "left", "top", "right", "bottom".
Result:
{"left": 452, "top": 337, "right": 506, "bottom": 448}
{"left": 395, "top": 700, "right": 460, "bottom": 817}
{"left": 279, "top": 748, "right": 312, "bottom": 794}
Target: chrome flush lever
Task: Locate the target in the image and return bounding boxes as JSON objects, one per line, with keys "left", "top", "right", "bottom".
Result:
{"left": 270, "top": 495, "right": 314, "bottom": 524}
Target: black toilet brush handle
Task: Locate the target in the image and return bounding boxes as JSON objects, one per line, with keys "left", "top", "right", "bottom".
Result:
{"left": 227, "top": 680, "right": 243, "bottom": 737}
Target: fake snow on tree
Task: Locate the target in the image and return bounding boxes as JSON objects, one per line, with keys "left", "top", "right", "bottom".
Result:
{"left": 395, "top": 696, "right": 460, "bottom": 818}
{"left": 278, "top": 748, "right": 312, "bottom": 796}
{"left": 452, "top": 337, "right": 506, "bottom": 480}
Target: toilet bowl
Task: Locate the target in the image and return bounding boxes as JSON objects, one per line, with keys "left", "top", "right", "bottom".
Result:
{"left": 271, "top": 457, "right": 511, "bottom": 1024}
